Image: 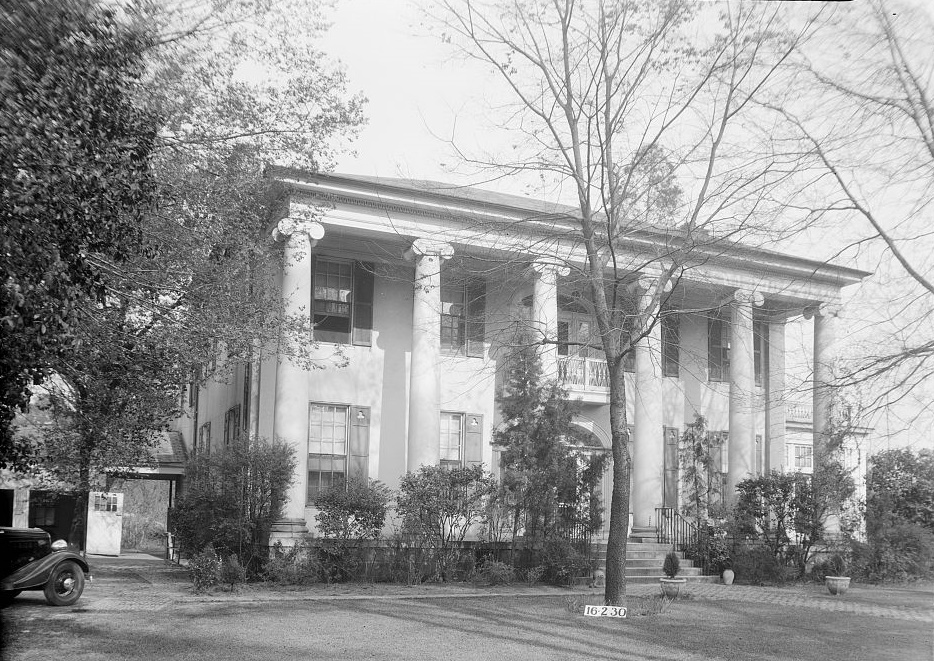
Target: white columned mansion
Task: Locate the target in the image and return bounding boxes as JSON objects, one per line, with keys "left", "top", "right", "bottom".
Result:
{"left": 180, "top": 170, "right": 869, "bottom": 543}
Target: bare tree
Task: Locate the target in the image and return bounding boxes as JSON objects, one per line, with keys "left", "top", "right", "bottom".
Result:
{"left": 431, "top": 0, "right": 824, "bottom": 603}
{"left": 771, "top": 0, "right": 933, "bottom": 432}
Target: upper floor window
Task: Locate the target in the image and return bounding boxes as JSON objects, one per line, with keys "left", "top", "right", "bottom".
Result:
{"left": 708, "top": 314, "right": 730, "bottom": 382}
{"left": 661, "top": 315, "right": 680, "bottom": 378}
{"left": 312, "top": 258, "right": 374, "bottom": 346}
{"left": 754, "top": 320, "right": 768, "bottom": 387}
{"left": 558, "top": 314, "right": 626, "bottom": 368}
{"left": 441, "top": 278, "right": 485, "bottom": 357}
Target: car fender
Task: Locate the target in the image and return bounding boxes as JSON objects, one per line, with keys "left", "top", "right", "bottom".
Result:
{"left": 0, "top": 552, "right": 91, "bottom": 591}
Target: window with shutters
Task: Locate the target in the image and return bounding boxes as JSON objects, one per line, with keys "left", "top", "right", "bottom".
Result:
{"left": 708, "top": 431, "right": 728, "bottom": 504}
{"left": 755, "top": 433, "right": 763, "bottom": 474}
{"left": 242, "top": 363, "right": 252, "bottom": 434}
{"left": 224, "top": 405, "right": 240, "bottom": 446}
{"left": 441, "top": 278, "right": 485, "bottom": 357}
{"left": 307, "top": 403, "right": 370, "bottom": 502}
{"left": 440, "top": 411, "right": 484, "bottom": 468}
{"left": 754, "top": 320, "right": 768, "bottom": 387}
{"left": 198, "top": 422, "right": 211, "bottom": 456}
{"left": 708, "top": 314, "right": 730, "bottom": 382}
{"left": 661, "top": 315, "right": 680, "bottom": 378}
{"left": 440, "top": 412, "right": 463, "bottom": 468}
{"left": 663, "top": 427, "right": 679, "bottom": 508}
{"left": 312, "top": 258, "right": 374, "bottom": 346}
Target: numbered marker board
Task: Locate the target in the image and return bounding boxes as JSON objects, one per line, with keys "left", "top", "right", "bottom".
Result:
{"left": 583, "top": 605, "right": 627, "bottom": 618}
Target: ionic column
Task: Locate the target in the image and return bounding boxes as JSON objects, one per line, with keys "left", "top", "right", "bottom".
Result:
{"left": 630, "top": 277, "right": 665, "bottom": 529}
{"left": 530, "top": 260, "right": 569, "bottom": 381}
{"left": 271, "top": 217, "right": 324, "bottom": 538}
{"left": 727, "top": 289, "right": 763, "bottom": 495}
{"left": 404, "top": 239, "right": 454, "bottom": 471}
{"left": 812, "top": 304, "right": 840, "bottom": 466}
{"left": 765, "top": 318, "right": 786, "bottom": 473}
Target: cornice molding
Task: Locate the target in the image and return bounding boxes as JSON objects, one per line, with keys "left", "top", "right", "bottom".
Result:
{"left": 269, "top": 170, "right": 871, "bottom": 290}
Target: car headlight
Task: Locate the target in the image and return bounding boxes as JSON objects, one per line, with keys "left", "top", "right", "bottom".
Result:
{"left": 51, "top": 539, "right": 68, "bottom": 551}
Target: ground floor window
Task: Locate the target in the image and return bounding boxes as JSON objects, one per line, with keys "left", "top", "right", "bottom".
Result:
{"left": 440, "top": 411, "right": 484, "bottom": 468}
{"left": 791, "top": 444, "right": 813, "bottom": 471}
{"left": 307, "top": 403, "right": 370, "bottom": 502}
{"left": 440, "top": 412, "right": 464, "bottom": 468}
{"left": 308, "top": 403, "right": 348, "bottom": 501}
{"left": 198, "top": 422, "right": 211, "bottom": 455}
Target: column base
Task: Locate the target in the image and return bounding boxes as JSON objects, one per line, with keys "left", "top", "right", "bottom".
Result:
{"left": 268, "top": 518, "right": 310, "bottom": 548}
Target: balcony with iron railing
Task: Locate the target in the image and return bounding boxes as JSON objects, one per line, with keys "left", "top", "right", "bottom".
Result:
{"left": 558, "top": 356, "right": 610, "bottom": 402}
{"left": 786, "top": 402, "right": 813, "bottom": 424}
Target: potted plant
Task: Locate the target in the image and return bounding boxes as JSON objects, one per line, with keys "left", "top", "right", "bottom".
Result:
{"left": 660, "top": 550, "right": 686, "bottom": 598}
{"left": 824, "top": 554, "right": 850, "bottom": 596}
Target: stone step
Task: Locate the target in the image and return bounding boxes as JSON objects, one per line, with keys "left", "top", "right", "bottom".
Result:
{"left": 591, "top": 549, "right": 695, "bottom": 564}
{"left": 625, "top": 566, "right": 704, "bottom": 577}
{"left": 618, "top": 558, "right": 697, "bottom": 569}
{"left": 627, "top": 574, "right": 721, "bottom": 585}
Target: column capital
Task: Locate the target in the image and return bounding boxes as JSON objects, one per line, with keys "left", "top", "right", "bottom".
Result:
{"left": 627, "top": 273, "right": 673, "bottom": 296}
{"left": 804, "top": 302, "right": 842, "bottom": 319}
{"left": 731, "top": 288, "right": 765, "bottom": 307}
{"left": 530, "top": 259, "right": 571, "bottom": 278}
{"left": 404, "top": 238, "right": 454, "bottom": 261}
{"left": 273, "top": 217, "right": 325, "bottom": 245}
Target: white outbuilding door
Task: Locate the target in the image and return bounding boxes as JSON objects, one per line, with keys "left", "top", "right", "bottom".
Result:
{"left": 86, "top": 492, "right": 124, "bottom": 556}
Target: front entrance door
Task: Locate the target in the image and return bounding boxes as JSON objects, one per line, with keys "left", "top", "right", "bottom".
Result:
{"left": 86, "top": 492, "right": 123, "bottom": 555}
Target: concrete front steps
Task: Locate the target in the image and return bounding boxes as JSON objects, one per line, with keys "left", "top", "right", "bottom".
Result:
{"left": 590, "top": 528, "right": 720, "bottom": 585}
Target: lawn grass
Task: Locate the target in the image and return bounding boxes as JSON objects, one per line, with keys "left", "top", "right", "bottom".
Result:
{"left": 2, "top": 584, "right": 931, "bottom": 661}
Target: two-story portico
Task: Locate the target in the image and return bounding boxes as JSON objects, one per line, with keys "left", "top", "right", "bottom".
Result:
{"left": 183, "top": 169, "right": 868, "bottom": 543}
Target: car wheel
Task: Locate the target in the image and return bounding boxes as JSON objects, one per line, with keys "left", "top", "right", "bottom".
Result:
{"left": 43, "top": 560, "right": 85, "bottom": 606}
{"left": 0, "top": 590, "right": 22, "bottom": 607}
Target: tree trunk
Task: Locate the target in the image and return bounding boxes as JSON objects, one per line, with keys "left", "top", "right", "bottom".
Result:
{"left": 603, "top": 364, "right": 631, "bottom": 605}
{"left": 69, "top": 440, "right": 93, "bottom": 553}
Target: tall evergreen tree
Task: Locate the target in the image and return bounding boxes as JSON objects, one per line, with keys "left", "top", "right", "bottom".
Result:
{"left": 494, "top": 346, "right": 606, "bottom": 546}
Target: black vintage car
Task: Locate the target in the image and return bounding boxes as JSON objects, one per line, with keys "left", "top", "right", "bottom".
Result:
{"left": 0, "top": 527, "right": 91, "bottom": 606}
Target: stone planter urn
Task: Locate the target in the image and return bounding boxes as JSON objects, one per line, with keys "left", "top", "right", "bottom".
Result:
{"left": 722, "top": 568, "right": 735, "bottom": 585}
{"left": 660, "top": 578, "right": 686, "bottom": 598}
{"left": 825, "top": 576, "right": 851, "bottom": 596}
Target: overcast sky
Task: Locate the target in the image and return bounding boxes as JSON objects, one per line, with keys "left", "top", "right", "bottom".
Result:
{"left": 317, "top": 0, "right": 933, "bottom": 451}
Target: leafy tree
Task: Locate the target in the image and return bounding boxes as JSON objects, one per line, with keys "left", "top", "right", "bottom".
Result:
{"left": 852, "top": 448, "right": 934, "bottom": 581}
{"left": 734, "top": 462, "right": 855, "bottom": 576}
{"left": 396, "top": 464, "right": 496, "bottom": 581}
{"left": 4, "top": 0, "right": 364, "bottom": 546}
{"left": 494, "top": 346, "right": 606, "bottom": 552}
{"left": 170, "top": 437, "right": 295, "bottom": 575}
{"left": 0, "top": 0, "right": 158, "bottom": 465}
{"left": 866, "top": 449, "right": 934, "bottom": 533}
